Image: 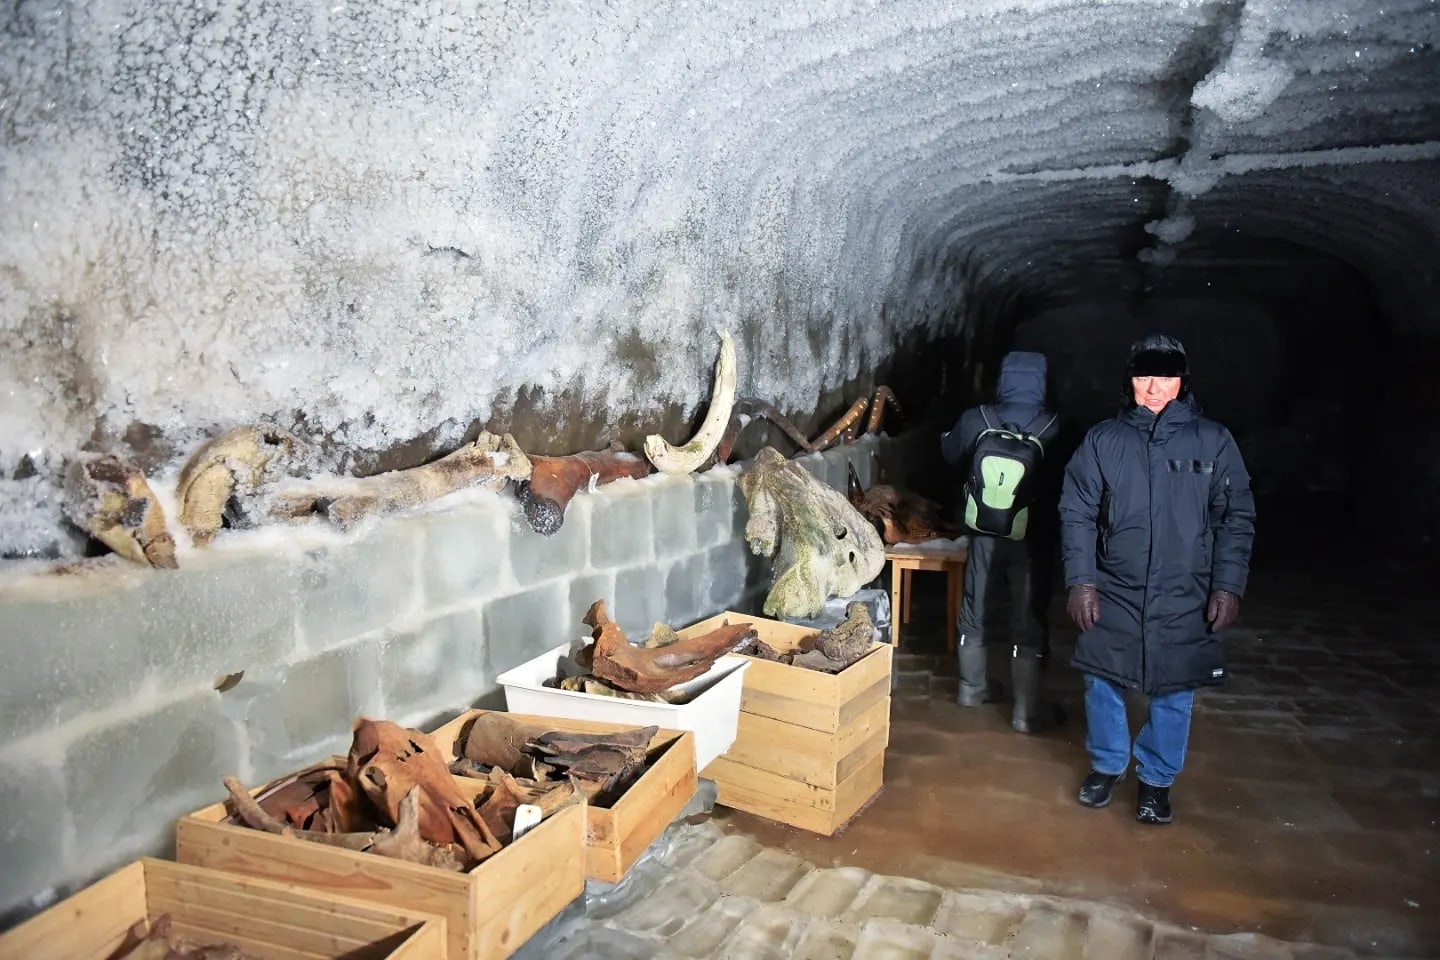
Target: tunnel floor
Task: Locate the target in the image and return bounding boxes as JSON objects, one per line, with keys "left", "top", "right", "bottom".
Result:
{"left": 709, "top": 510, "right": 1440, "bottom": 958}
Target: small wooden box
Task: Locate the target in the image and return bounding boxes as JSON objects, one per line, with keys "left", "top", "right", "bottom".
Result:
{"left": 0, "top": 857, "right": 444, "bottom": 960}
{"left": 428, "top": 711, "right": 698, "bottom": 884}
{"left": 176, "top": 768, "right": 586, "bottom": 960}
{"left": 679, "top": 610, "right": 892, "bottom": 835}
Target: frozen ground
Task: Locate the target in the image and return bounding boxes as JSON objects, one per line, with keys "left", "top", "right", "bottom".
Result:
{"left": 519, "top": 818, "right": 1399, "bottom": 960}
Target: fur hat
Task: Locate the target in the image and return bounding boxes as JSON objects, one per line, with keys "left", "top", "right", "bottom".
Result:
{"left": 1124, "top": 334, "right": 1190, "bottom": 405}
{"left": 1128, "top": 334, "right": 1188, "bottom": 378}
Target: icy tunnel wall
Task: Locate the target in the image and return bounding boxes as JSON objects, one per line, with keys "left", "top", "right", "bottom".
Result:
{"left": 0, "top": 433, "right": 928, "bottom": 926}
{"left": 6, "top": 0, "right": 1440, "bottom": 559}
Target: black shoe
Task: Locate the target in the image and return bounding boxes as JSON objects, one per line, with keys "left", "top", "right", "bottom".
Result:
{"left": 1136, "top": 782, "right": 1173, "bottom": 824}
{"left": 1077, "top": 770, "right": 1124, "bottom": 808}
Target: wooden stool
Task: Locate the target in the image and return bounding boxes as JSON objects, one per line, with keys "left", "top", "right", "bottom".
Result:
{"left": 885, "top": 542, "right": 969, "bottom": 653}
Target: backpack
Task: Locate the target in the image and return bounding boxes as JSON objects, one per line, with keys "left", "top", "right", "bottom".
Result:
{"left": 962, "top": 406, "right": 1058, "bottom": 540}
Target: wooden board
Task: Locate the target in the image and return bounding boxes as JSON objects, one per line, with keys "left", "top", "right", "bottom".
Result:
{"left": 176, "top": 774, "right": 585, "bottom": 960}
{"left": 702, "top": 752, "right": 887, "bottom": 836}
{"left": 0, "top": 857, "right": 444, "bottom": 960}
{"left": 427, "top": 710, "right": 698, "bottom": 884}
{"left": 721, "top": 697, "right": 890, "bottom": 790}
{"left": 679, "top": 610, "right": 893, "bottom": 734}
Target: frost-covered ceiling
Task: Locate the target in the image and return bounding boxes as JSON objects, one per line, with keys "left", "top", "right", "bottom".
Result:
{"left": 2, "top": 0, "right": 1439, "bottom": 557}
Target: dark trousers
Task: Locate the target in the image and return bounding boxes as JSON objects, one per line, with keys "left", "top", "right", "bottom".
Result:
{"left": 958, "top": 534, "right": 1050, "bottom": 655}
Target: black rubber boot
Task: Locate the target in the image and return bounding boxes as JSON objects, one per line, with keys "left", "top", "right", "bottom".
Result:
{"left": 1077, "top": 770, "right": 1125, "bottom": 808}
{"left": 956, "top": 640, "right": 1001, "bottom": 706}
{"left": 1136, "top": 782, "right": 1173, "bottom": 824}
{"left": 1010, "top": 652, "right": 1039, "bottom": 732}
{"left": 1009, "top": 652, "right": 1065, "bottom": 734}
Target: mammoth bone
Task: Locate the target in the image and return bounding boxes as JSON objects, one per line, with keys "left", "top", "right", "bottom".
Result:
{"left": 643, "top": 330, "right": 737, "bottom": 475}
{"left": 515, "top": 444, "right": 652, "bottom": 535}
{"left": 267, "top": 431, "right": 530, "bottom": 530}
{"left": 738, "top": 446, "right": 885, "bottom": 619}
{"left": 177, "top": 425, "right": 306, "bottom": 546}
{"left": 62, "top": 453, "right": 178, "bottom": 568}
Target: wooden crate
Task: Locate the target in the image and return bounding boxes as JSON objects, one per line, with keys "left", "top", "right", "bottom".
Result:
{"left": 427, "top": 710, "right": 698, "bottom": 884}
{"left": 679, "top": 610, "right": 892, "bottom": 835}
{"left": 0, "top": 857, "right": 444, "bottom": 960}
{"left": 176, "top": 766, "right": 586, "bottom": 960}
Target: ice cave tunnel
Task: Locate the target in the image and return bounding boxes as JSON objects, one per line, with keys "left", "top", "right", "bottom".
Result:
{"left": 1, "top": 0, "right": 1439, "bottom": 949}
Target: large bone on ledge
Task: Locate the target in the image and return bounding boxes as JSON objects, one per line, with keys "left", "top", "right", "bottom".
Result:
{"left": 515, "top": 444, "right": 652, "bottom": 535}
{"left": 177, "top": 425, "right": 304, "bottom": 546}
{"left": 268, "top": 431, "right": 531, "bottom": 529}
{"left": 583, "top": 600, "right": 755, "bottom": 694}
{"left": 62, "top": 453, "right": 178, "bottom": 568}
{"left": 739, "top": 446, "right": 885, "bottom": 619}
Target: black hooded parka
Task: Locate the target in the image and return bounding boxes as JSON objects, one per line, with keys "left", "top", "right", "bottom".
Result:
{"left": 1058, "top": 370, "right": 1257, "bottom": 696}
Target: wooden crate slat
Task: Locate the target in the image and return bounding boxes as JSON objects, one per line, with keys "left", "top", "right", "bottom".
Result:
{"left": 177, "top": 786, "right": 583, "bottom": 960}
{"left": 145, "top": 872, "right": 403, "bottom": 947}
{"left": 0, "top": 860, "right": 147, "bottom": 960}
{"left": 830, "top": 752, "right": 887, "bottom": 828}
{"left": 0, "top": 858, "right": 442, "bottom": 960}
{"left": 147, "top": 898, "right": 374, "bottom": 957}
{"left": 722, "top": 696, "right": 889, "bottom": 789}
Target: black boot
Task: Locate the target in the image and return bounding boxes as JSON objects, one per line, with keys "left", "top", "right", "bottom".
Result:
{"left": 1077, "top": 770, "right": 1124, "bottom": 808}
{"left": 1136, "top": 782, "right": 1173, "bottom": 824}
{"left": 956, "top": 639, "right": 1001, "bottom": 706}
{"left": 1009, "top": 651, "right": 1066, "bottom": 734}
{"left": 1010, "top": 652, "right": 1039, "bottom": 732}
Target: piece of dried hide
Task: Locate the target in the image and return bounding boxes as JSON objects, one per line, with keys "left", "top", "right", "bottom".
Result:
{"left": 735, "top": 636, "right": 785, "bottom": 662}
{"left": 846, "top": 462, "right": 959, "bottom": 545}
{"left": 460, "top": 712, "right": 553, "bottom": 771}
{"left": 347, "top": 719, "right": 498, "bottom": 864}
{"left": 584, "top": 600, "right": 755, "bottom": 694}
{"left": 459, "top": 712, "right": 656, "bottom": 808}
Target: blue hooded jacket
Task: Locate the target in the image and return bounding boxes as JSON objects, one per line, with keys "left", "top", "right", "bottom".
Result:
{"left": 942, "top": 351, "right": 1062, "bottom": 538}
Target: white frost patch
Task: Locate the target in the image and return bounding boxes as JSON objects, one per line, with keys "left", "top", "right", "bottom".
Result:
{"left": 1192, "top": 58, "right": 1297, "bottom": 123}
{"left": 1143, "top": 213, "right": 1196, "bottom": 246}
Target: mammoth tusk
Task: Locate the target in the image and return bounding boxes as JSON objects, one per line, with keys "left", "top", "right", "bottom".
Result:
{"left": 643, "top": 331, "right": 737, "bottom": 475}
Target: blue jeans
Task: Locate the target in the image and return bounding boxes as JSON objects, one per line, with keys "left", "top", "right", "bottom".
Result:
{"left": 1083, "top": 674, "right": 1195, "bottom": 788}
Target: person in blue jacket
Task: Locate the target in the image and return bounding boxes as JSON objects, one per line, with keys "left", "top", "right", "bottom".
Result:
{"left": 1059, "top": 334, "right": 1256, "bottom": 824}
{"left": 941, "top": 351, "right": 1063, "bottom": 733}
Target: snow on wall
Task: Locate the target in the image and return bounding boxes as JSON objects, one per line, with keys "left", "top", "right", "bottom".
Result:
{"left": 2, "top": 0, "right": 1438, "bottom": 559}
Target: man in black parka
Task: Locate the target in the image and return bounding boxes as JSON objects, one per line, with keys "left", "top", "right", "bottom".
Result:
{"left": 1058, "top": 334, "right": 1256, "bottom": 824}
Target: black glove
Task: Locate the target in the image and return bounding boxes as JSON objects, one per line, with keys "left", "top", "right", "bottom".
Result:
{"left": 1066, "top": 584, "right": 1101, "bottom": 632}
{"left": 1207, "top": 589, "right": 1241, "bottom": 632}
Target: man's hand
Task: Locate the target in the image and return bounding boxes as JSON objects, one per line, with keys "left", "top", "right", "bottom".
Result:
{"left": 1066, "top": 584, "right": 1101, "bottom": 632}
{"left": 1206, "top": 589, "right": 1241, "bottom": 632}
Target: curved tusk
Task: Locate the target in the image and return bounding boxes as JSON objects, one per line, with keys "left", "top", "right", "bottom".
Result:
{"left": 644, "top": 331, "right": 737, "bottom": 474}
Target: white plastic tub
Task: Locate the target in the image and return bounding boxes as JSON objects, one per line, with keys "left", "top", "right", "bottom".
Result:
{"left": 496, "top": 641, "right": 752, "bottom": 771}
